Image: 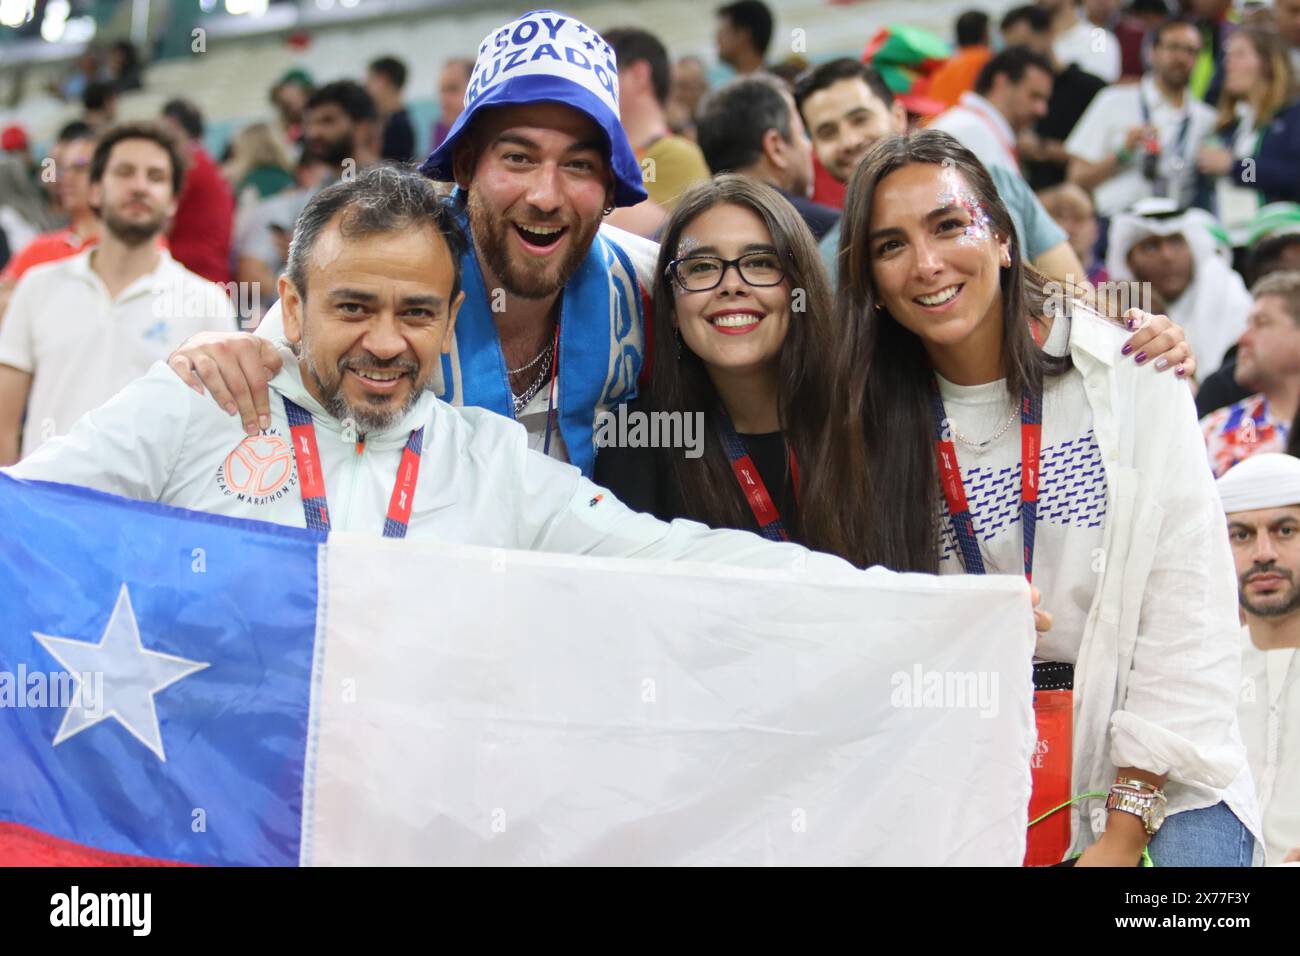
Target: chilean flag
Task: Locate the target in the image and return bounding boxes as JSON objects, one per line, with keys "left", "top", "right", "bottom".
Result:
{"left": 0, "top": 474, "right": 318, "bottom": 866}
{"left": 0, "top": 473, "right": 1037, "bottom": 866}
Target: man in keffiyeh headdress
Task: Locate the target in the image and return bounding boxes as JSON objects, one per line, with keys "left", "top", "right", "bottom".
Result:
{"left": 1220, "top": 453, "right": 1300, "bottom": 864}
{"left": 1106, "top": 198, "right": 1252, "bottom": 375}
{"left": 167, "top": 10, "right": 658, "bottom": 478}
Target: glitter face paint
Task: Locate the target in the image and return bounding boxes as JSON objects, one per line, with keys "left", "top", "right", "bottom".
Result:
{"left": 936, "top": 166, "right": 993, "bottom": 248}
{"left": 675, "top": 236, "right": 701, "bottom": 259}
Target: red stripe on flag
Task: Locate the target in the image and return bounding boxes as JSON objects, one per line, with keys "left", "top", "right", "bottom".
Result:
{"left": 0, "top": 822, "right": 193, "bottom": 867}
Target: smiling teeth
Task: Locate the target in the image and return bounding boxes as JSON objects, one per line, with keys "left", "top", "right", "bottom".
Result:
{"left": 917, "top": 286, "right": 960, "bottom": 306}
{"left": 519, "top": 224, "right": 563, "bottom": 236}
{"left": 711, "top": 314, "right": 761, "bottom": 328}
{"left": 355, "top": 370, "right": 403, "bottom": 381}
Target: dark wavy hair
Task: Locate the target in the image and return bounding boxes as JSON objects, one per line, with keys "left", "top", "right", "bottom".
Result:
{"left": 649, "top": 173, "right": 871, "bottom": 564}
{"left": 833, "top": 129, "right": 1070, "bottom": 572}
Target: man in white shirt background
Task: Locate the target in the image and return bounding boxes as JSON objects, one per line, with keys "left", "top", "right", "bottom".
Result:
{"left": 1042, "top": 0, "right": 1123, "bottom": 83}
{"left": 0, "top": 121, "right": 237, "bottom": 465}
{"left": 929, "top": 46, "right": 1054, "bottom": 178}
{"left": 1066, "top": 18, "right": 1216, "bottom": 218}
{"left": 1220, "top": 453, "right": 1300, "bottom": 864}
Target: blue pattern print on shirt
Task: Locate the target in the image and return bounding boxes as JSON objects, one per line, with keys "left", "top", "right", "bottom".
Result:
{"left": 939, "top": 429, "right": 1108, "bottom": 561}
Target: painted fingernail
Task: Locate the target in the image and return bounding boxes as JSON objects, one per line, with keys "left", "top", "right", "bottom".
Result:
{"left": 1121, "top": 343, "right": 1134, "bottom": 356}
{"left": 1134, "top": 351, "right": 1148, "bottom": 364}
{"left": 1154, "top": 357, "right": 1169, "bottom": 371}
{"left": 1176, "top": 365, "right": 1186, "bottom": 377}
{"left": 1125, "top": 316, "right": 1136, "bottom": 331}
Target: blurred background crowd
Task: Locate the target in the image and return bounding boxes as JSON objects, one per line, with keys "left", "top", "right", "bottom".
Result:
{"left": 0, "top": 0, "right": 1298, "bottom": 466}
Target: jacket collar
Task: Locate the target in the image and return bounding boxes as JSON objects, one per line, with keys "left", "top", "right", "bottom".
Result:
{"left": 267, "top": 339, "right": 438, "bottom": 449}
{"left": 1061, "top": 300, "right": 1119, "bottom": 370}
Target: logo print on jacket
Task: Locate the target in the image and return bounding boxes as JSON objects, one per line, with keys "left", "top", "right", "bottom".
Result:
{"left": 215, "top": 430, "right": 298, "bottom": 504}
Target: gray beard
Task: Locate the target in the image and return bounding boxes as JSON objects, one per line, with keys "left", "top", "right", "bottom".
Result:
{"left": 300, "top": 337, "right": 426, "bottom": 435}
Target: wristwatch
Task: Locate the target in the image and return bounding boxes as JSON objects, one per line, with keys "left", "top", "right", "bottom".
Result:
{"left": 1105, "top": 780, "right": 1167, "bottom": 836}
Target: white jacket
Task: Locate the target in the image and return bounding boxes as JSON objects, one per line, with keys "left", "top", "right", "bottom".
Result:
{"left": 4, "top": 342, "right": 856, "bottom": 577}
{"left": 1059, "top": 305, "right": 1261, "bottom": 857}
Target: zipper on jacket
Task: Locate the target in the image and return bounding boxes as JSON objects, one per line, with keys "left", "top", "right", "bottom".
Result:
{"left": 335, "top": 416, "right": 362, "bottom": 531}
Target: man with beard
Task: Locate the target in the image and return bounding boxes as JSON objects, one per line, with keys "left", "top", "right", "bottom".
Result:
{"left": 3, "top": 165, "right": 852, "bottom": 580}
{"left": 1220, "top": 453, "right": 1300, "bottom": 863}
{"left": 0, "top": 122, "right": 237, "bottom": 465}
{"left": 167, "top": 11, "right": 658, "bottom": 478}
{"left": 302, "top": 80, "right": 381, "bottom": 172}
{"left": 1065, "top": 19, "right": 1215, "bottom": 218}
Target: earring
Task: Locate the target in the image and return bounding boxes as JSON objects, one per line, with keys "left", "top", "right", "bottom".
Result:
{"left": 603, "top": 204, "right": 615, "bottom": 216}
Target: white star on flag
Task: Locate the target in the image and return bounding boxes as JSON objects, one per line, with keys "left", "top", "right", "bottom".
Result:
{"left": 34, "top": 583, "right": 209, "bottom": 762}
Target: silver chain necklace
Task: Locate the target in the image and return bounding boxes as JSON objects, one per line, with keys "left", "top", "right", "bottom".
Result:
{"left": 511, "top": 344, "right": 554, "bottom": 415}
{"left": 951, "top": 401, "right": 1018, "bottom": 448}
{"left": 507, "top": 339, "right": 554, "bottom": 376}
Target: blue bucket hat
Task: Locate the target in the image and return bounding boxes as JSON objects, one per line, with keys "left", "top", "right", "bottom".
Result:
{"left": 418, "top": 10, "right": 648, "bottom": 208}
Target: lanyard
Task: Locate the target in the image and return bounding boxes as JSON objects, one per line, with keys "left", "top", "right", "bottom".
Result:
{"left": 542, "top": 320, "right": 560, "bottom": 458}
{"left": 930, "top": 382, "right": 1042, "bottom": 582}
{"left": 714, "top": 406, "right": 801, "bottom": 543}
{"left": 282, "top": 397, "right": 425, "bottom": 538}
{"left": 1138, "top": 90, "right": 1192, "bottom": 174}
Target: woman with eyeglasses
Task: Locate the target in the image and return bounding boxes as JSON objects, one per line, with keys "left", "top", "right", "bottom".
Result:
{"left": 832, "top": 129, "right": 1260, "bottom": 866}
{"left": 594, "top": 174, "right": 869, "bottom": 561}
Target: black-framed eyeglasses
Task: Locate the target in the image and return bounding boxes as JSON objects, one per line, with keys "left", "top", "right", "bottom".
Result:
{"left": 666, "top": 252, "right": 787, "bottom": 292}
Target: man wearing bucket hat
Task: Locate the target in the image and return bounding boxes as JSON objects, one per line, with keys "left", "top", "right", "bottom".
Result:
{"left": 165, "top": 10, "right": 657, "bottom": 478}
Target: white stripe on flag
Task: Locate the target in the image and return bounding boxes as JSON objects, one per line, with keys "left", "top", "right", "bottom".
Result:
{"left": 304, "top": 536, "right": 1036, "bottom": 865}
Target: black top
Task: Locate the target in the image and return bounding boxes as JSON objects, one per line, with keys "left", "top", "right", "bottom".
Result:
{"left": 381, "top": 108, "right": 416, "bottom": 164}
{"left": 1195, "top": 352, "right": 1253, "bottom": 419}
{"left": 594, "top": 403, "right": 796, "bottom": 536}
{"left": 775, "top": 187, "right": 842, "bottom": 242}
{"left": 1026, "top": 64, "right": 1107, "bottom": 192}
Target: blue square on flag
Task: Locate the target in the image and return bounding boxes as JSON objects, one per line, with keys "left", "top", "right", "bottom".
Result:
{"left": 0, "top": 474, "right": 322, "bottom": 866}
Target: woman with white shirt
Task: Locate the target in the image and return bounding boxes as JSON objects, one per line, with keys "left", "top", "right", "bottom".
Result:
{"left": 833, "top": 129, "right": 1260, "bottom": 865}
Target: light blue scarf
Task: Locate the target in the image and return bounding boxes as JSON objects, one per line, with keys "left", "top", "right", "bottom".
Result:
{"left": 437, "top": 201, "right": 645, "bottom": 477}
